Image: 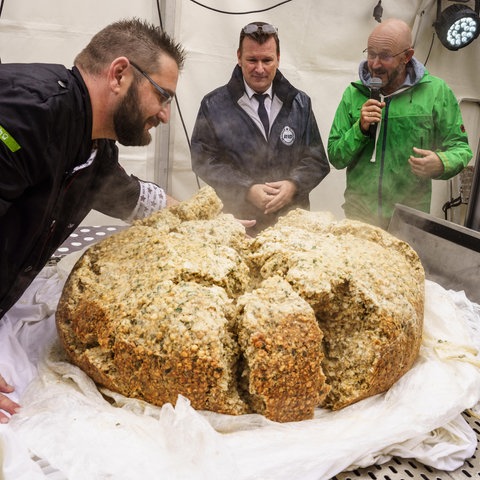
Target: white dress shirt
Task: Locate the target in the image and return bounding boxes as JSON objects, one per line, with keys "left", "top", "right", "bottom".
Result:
{"left": 238, "top": 80, "right": 283, "bottom": 139}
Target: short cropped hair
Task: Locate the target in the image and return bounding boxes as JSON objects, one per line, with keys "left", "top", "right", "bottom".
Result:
{"left": 238, "top": 21, "right": 280, "bottom": 56}
{"left": 75, "top": 17, "right": 186, "bottom": 75}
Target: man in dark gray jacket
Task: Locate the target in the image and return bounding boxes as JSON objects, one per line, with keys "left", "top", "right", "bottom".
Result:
{"left": 191, "top": 21, "right": 330, "bottom": 235}
{"left": 0, "top": 18, "right": 186, "bottom": 423}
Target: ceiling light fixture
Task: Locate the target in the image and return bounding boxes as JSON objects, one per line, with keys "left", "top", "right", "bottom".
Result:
{"left": 434, "top": 0, "right": 480, "bottom": 50}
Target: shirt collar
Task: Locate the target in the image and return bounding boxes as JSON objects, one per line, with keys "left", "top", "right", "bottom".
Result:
{"left": 243, "top": 80, "right": 273, "bottom": 99}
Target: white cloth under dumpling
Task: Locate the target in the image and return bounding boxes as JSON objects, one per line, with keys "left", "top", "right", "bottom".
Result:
{"left": 2, "top": 259, "right": 480, "bottom": 480}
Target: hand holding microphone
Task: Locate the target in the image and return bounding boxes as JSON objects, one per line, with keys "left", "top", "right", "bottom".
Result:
{"left": 361, "top": 77, "right": 384, "bottom": 138}
{"left": 369, "top": 77, "right": 383, "bottom": 102}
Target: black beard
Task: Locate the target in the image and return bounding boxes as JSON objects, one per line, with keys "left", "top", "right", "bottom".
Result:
{"left": 113, "top": 83, "right": 151, "bottom": 147}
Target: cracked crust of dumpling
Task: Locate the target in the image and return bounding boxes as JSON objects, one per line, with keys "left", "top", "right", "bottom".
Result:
{"left": 169, "top": 184, "right": 224, "bottom": 221}
{"left": 134, "top": 185, "right": 223, "bottom": 229}
{"left": 57, "top": 279, "right": 250, "bottom": 415}
{"left": 236, "top": 276, "right": 329, "bottom": 421}
{"left": 172, "top": 213, "right": 251, "bottom": 255}
{"left": 274, "top": 208, "right": 336, "bottom": 232}
{"left": 249, "top": 210, "right": 424, "bottom": 410}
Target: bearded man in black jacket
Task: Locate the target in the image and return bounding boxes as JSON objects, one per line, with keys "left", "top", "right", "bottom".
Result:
{"left": 0, "top": 18, "right": 187, "bottom": 423}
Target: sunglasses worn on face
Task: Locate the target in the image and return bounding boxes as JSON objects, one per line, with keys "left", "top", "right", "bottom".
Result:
{"left": 242, "top": 23, "right": 278, "bottom": 35}
{"left": 129, "top": 60, "right": 173, "bottom": 106}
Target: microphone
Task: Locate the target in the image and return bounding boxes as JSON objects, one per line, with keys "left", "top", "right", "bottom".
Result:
{"left": 368, "top": 77, "right": 383, "bottom": 138}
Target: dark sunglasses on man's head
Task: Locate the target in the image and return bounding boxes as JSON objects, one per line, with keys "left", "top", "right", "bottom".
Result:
{"left": 242, "top": 23, "right": 278, "bottom": 35}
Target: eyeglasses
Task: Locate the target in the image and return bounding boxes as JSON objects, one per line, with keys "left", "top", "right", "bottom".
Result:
{"left": 129, "top": 60, "right": 174, "bottom": 106}
{"left": 363, "top": 47, "right": 411, "bottom": 62}
{"left": 242, "top": 23, "right": 278, "bottom": 35}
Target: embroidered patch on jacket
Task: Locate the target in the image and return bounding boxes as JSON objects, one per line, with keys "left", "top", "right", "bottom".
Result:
{"left": 0, "top": 124, "right": 21, "bottom": 152}
{"left": 280, "top": 126, "right": 295, "bottom": 146}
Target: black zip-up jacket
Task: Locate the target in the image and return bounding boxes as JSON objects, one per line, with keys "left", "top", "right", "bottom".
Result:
{"left": 0, "top": 63, "right": 141, "bottom": 316}
{"left": 191, "top": 65, "right": 330, "bottom": 234}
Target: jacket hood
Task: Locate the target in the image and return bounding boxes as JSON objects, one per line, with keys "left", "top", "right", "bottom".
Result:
{"left": 357, "top": 56, "right": 426, "bottom": 93}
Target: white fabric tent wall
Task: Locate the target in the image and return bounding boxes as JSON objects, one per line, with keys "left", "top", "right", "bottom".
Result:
{"left": 1, "top": 0, "right": 479, "bottom": 226}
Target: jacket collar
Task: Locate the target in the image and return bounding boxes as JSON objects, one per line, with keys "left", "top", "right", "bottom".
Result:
{"left": 355, "top": 56, "right": 428, "bottom": 96}
{"left": 71, "top": 66, "right": 94, "bottom": 140}
{"left": 227, "top": 64, "right": 298, "bottom": 105}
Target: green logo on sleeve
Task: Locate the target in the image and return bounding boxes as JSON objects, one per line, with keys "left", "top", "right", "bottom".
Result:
{"left": 0, "top": 124, "right": 21, "bottom": 152}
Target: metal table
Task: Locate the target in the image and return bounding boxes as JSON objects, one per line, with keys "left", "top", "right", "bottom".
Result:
{"left": 52, "top": 225, "right": 127, "bottom": 258}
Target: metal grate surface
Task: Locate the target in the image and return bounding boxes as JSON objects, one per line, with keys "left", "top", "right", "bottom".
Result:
{"left": 331, "top": 410, "right": 480, "bottom": 480}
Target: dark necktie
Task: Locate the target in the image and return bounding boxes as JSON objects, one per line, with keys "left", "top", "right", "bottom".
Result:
{"left": 254, "top": 93, "right": 269, "bottom": 137}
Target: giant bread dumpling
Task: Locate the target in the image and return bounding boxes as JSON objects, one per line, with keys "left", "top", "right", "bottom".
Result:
{"left": 56, "top": 186, "right": 424, "bottom": 422}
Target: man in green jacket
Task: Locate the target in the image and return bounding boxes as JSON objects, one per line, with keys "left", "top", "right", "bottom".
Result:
{"left": 328, "top": 18, "right": 472, "bottom": 229}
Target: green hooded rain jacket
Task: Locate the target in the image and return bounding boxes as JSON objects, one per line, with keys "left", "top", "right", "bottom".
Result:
{"left": 328, "top": 57, "right": 472, "bottom": 229}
